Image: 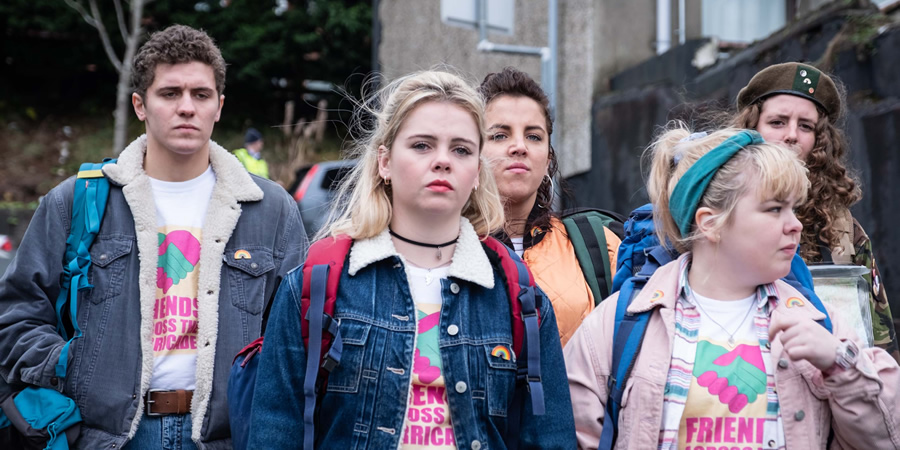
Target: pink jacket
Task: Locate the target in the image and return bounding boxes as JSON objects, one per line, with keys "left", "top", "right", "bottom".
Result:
{"left": 565, "top": 255, "right": 900, "bottom": 450}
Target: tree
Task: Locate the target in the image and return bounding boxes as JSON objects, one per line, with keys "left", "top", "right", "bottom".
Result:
{"left": 64, "top": 0, "right": 152, "bottom": 152}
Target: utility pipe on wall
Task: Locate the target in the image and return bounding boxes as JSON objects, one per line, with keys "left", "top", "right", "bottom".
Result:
{"left": 476, "top": 0, "right": 559, "bottom": 203}
{"left": 476, "top": 0, "right": 557, "bottom": 118}
{"left": 657, "top": 0, "right": 672, "bottom": 54}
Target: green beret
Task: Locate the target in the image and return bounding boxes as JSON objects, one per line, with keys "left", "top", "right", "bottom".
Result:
{"left": 737, "top": 62, "right": 841, "bottom": 122}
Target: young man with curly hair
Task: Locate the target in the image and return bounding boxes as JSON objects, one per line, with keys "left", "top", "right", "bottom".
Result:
{"left": 0, "top": 25, "right": 308, "bottom": 448}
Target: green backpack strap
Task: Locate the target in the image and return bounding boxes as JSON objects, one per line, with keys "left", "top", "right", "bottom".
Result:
{"left": 54, "top": 159, "right": 116, "bottom": 378}
{"left": 561, "top": 209, "right": 624, "bottom": 306}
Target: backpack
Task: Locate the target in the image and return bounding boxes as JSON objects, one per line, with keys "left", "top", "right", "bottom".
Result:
{"left": 598, "top": 203, "right": 832, "bottom": 450}
{"left": 0, "top": 160, "right": 116, "bottom": 450}
{"left": 229, "top": 235, "right": 545, "bottom": 450}
{"left": 560, "top": 209, "right": 625, "bottom": 305}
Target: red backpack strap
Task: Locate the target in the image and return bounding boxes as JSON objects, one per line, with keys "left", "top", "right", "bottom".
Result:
{"left": 299, "top": 234, "right": 352, "bottom": 450}
{"left": 482, "top": 236, "right": 545, "bottom": 415}
{"left": 481, "top": 237, "right": 539, "bottom": 355}
{"left": 300, "top": 234, "right": 353, "bottom": 366}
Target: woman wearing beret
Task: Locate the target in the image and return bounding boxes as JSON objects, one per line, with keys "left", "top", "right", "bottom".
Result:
{"left": 731, "top": 62, "right": 899, "bottom": 362}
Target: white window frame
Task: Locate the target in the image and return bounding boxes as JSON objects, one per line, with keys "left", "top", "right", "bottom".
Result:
{"left": 701, "top": 0, "right": 786, "bottom": 44}
{"left": 440, "top": 0, "right": 515, "bottom": 35}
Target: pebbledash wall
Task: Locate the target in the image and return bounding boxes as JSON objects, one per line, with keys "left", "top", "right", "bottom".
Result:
{"left": 376, "top": 0, "right": 659, "bottom": 178}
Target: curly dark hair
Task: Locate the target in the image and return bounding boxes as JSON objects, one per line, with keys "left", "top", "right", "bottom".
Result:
{"left": 131, "top": 24, "right": 226, "bottom": 99}
{"left": 732, "top": 101, "right": 861, "bottom": 261}
{"left": 479, "top": 67, "right": 560, "bottom": 232}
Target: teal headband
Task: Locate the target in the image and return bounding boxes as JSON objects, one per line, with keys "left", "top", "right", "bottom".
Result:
{"left": 669, "top": 130, "right": 764, "bottom": 238}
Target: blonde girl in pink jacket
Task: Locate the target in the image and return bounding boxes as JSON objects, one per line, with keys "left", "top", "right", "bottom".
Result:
{"left": 565, "top": 125, "right": 900, "bottom": 450}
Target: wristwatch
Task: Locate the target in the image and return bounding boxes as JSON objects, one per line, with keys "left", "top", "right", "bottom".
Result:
{"left": 829, "top": 339, "right": 860, "bottom": 374}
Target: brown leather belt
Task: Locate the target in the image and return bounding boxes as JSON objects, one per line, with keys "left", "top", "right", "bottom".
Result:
{"left": 145, "top": 390, "right": 193, "bottom": 416}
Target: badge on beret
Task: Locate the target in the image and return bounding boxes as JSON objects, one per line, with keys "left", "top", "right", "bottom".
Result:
{"left": 792, "top": 64, "right": 820, "bottom": 97}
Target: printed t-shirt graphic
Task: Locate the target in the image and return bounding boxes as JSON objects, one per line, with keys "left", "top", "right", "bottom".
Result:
{"left": 403, "top": 265, "right": 456, "bottom": 449}
{"left": 149, "top": 166, "right": 215, "bottom": 390}
{"left": 154, "top": 226, "right": 202, "bottom": 356}
{"left": 679, "top": 293, "right": 777, "bottom": 450}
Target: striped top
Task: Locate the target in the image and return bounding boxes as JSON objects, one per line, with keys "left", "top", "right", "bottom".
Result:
{"left": 657, "top": 256, "right": 786, "bottom": 450}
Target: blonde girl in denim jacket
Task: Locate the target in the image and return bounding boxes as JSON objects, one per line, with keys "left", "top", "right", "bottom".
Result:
{"left": 565, "top": 125, "right": 900, "bottom": 449}
{"left": 248, "top": 70, "right": 575, "bottom": 449}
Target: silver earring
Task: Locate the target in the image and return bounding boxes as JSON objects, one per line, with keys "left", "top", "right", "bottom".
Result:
{"left": 543, "top": 174, "right": 555, "bottom": 205}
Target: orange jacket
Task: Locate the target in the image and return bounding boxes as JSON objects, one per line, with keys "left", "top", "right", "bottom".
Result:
{"left": 523, "top": 218, "right": 620, "bottom": 347}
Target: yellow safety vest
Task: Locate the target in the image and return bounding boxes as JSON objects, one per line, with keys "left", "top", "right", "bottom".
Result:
{"left": 233, "top": 148, "right": 270, "bottom": 179}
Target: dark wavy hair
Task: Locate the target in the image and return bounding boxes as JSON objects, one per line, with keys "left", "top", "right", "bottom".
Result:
{"left": 731, "top": 100, "right": 861, "bottom": 261}
{"left": 132, "top": 25, "right": 226, "bottom": 99}
{"left": 478, "top": 67, "right": 560, "bottom": 232}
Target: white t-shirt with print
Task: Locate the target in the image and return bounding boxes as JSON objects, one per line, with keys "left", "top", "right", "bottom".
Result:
{"left": 148, "top": 166, "right": 216, "bottom": 390}
{"left": 402, "top": 264, "right": 457, "bottom": 449}
{"left": 679, "top": 291, "right": 784, "bottom": 450}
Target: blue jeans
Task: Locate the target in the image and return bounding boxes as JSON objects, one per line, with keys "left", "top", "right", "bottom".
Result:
{"left": 123, "top": 413, "right": 196, "bottom": 450}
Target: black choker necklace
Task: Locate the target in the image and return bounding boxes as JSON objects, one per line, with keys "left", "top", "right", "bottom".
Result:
{"left": 389, "top": 228, "right": 459, "bottom": 260}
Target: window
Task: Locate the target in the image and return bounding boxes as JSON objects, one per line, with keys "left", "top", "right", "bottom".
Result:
{"left": 872, "top": 0, "right": 900, "bottom": 10}
{"left": 440, "top": 0, "right": 514, "bottom": 35}
{"left": 702, "top": 0, "right": 786, "bottom": 44}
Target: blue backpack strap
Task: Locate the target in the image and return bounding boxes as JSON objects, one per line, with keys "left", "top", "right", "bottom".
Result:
{"left": 482, "top": 238, "right": 545, "bottom": 417}
{"left": 598, "top": 279, "right": 651, "bottom": 450}
{"left": 784, "top": 253, "right": 832, "bottom": 333}
{"left": 598, "top": 245, "right": 672, "bottom": 450}
{"left": 481, "top": 240, "right": 543, "bottom": 450}
{"left": 303, "top": 264, "right": 329, "bottom": 450}
{"left": 513, "top": 253, "right": 544, "bottom": 416}
{"left": 55, "top": 159, "right": 115, "bottom": 378}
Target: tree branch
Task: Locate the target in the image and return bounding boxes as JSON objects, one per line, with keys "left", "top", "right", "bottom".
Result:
{"left": 113, "top": 0, "right": 129, "bottom": 43}
{"left": 65, "top": 0, "right": 124, "bottom": 72}
{"left": 63, "top": 0, "right": 100, "bottom": 29}
{"left": 87, "top": 0, "right": 123, "bottom": 72}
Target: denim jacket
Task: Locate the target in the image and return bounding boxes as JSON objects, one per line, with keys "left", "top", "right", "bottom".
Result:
{"left": 0, "top": 136, "right": 308, "bottom": 449}
{"left": 248, "top": 218, "right": 575, "bottom": 449}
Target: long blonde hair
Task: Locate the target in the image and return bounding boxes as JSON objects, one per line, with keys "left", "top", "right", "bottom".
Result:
{"left": 320, "top": 70, "right": 505, "bottom": 240}
{"left": 647, "top": 122, "right": 810, "bottom": 253}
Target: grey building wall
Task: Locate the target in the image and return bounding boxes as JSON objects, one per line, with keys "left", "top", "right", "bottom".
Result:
{"left": 592, "top": 1, "right": 658, "bottom": 93}
{"left": 378, "top": 1, "right": 544, "bottom": 82}
{"left": 378, "top": 0, "right": 655, "bottom": 177}
{"left": 376, "top": 1, "right": 856, "bottom": 177}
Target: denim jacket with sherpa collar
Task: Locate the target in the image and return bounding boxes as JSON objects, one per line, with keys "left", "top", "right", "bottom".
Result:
{"left": 0, "top": 135, "right": 308, "bottom": 449}
{"left": 248, "top": 217, "right": 576, "bottom": 449}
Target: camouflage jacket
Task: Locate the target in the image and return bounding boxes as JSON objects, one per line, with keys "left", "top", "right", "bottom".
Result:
{"left": 851, "top": 219, "right": 900, "bottom": 363}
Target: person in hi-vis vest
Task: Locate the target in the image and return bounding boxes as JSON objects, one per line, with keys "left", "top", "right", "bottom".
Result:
{"left": 233, "top": 127, "right": 269, "bottom": 179}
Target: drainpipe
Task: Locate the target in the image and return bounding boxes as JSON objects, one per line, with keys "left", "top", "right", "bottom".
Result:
{"left": 547, "top": 0, "right": 558, "bottom": 112}
{"left": 372, "top": 0, "right": 381, "bottom": 85}
{"left": 476, "top": 0, "right": 557, "bottom": 140}
{"left": 657, "top": 0, "right": 671, "bottom": 54}
{"left": 678, "top": 0, "right": 686, "bottom": 45}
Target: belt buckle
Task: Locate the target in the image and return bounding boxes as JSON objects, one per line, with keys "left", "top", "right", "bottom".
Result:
{"left": 144, "top": 389, "right": 168, "bottom": 417}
